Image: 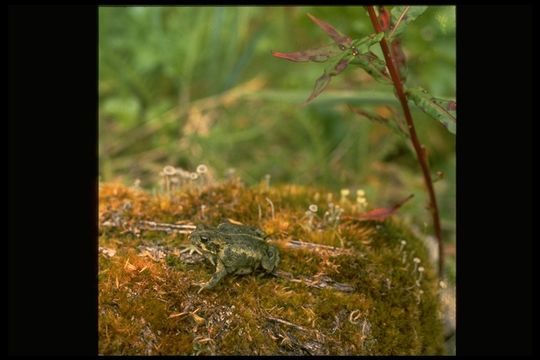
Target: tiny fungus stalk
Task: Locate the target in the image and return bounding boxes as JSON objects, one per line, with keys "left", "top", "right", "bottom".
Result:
{"left": 366, "top": 6, "right": 444, "bottom": 277}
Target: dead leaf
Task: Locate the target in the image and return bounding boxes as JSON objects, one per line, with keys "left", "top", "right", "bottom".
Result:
{"left": 192, "top": 313, "right": 206, "bottom": 325}
{"left": 272, "top": 44, "right": 342, "bottom": 63}
{"left": 168, "top": 312, "right": 188, "bottom": 319}
{"left": 306, "top": 13, "right": 352, "bottom": 47}
{"left": 99, "top": 247, "right": 117, "bottom": 258}
{"left": 124, "top": 259, "right": 137, "bottom": 271}
{"left": 343, "top": 194, "right": 414, "bottom": 222}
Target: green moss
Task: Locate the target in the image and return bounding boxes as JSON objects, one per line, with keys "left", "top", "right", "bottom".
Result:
{"left": 99, "top": 181, "right": 445, "bottom": 355}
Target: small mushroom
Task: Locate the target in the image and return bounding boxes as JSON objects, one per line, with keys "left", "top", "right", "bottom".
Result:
{"left": 162, "top": 166, "right": 176, "bottom": 195}
{"left": 196, "top": 164, "right": 208, "bottom": 186}
{"left": 399, "top": 240, "right": 407, "bottom": 253}
{"left": 340, "top": 188, "right": 350, "bottom": 203}
{"left": 416, "top": 266, "right": 425, "bottom": 286}
{"left": 412, "top": 257, "right": 421, "bottom": 273}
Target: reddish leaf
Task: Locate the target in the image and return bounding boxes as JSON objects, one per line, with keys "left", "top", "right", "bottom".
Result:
{"left": 334, "top": 57, "right": 350, "bottom": 73}
{"left": 343, "top": 194, "right": 414, "bottom": 222}
{"left": 306, "top": 13, "right": 352, "bottom": 47}
{"left": 305, "top": 73, "right": 332, "bottom": 104}
{"left": 305, "top": 57, "right": 351, "bottom": 104}
{"left": 378, "top": 6, "right": 391, "bottom": 31}
{"left": 271, "top": 44, "right": 342, "bottom": 63}
{"left": 390, "top": 39, "right": 407, "bottom": 81}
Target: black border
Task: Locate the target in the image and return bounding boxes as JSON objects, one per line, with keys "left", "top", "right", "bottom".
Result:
{"left": 8, "top": 5, "right": 98, "bottom": 356}
{"left": 8, "top": 4, "right": 534, "bottom": 356}
{"left": 457, "top": 4, "right": 534, "bottom": 356}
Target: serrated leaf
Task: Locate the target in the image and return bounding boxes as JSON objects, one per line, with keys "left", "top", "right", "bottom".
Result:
{"left": 305, "top": 56, "right": 351, "bottom": 104}
{"left": 306, "top": 13, "right": 352, "bottom": 47}
{"left": 406, "top": 87, "right": 456, "bottom": 134}
{"left": 350, "top": 51, "right": 392, "bottom": 85}
{"left": 351, "top": 32, "right": 384, "bottom": 53}
{"left": 349, "top": 33, "right": 391, "bottom": 85}
{"left": 273, "top": 14, "right": 390, "bottom": 104}
{"left": 389, "top": 6, "right": 428, "bottom": 41}
{"left": 272, "top": 43, "right": 342, "bottom": 63}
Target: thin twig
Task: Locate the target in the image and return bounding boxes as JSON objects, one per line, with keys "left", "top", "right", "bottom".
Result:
{"left": 285, "top": 239, "right": 353, "bottom": 255}
{"left": 101, "top": 218, "right": 196, "bottom": 234}
{"left": 266, "top": 197, "right": 275, "bottom": 219}
{"left": 366, "top": 6, "right": 444, "bottom": 277}
{"left": 137, "top": 220, "right": 196, "bottom": 233}
{"left": 388, "top": 6, "right": 410, "bottom": 39}
{"left": 266, "top": 316, "right": 311, "bottom": 332}
{"left": 273, "top": 270, "right": 355, "bottom": 293}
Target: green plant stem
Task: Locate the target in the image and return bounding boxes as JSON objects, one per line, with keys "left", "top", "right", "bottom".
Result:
{"left": 366, "top": 6, "right": 444, "bottom": 277}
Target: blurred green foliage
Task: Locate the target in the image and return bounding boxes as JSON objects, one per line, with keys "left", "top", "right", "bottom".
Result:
{"left": 99, "top": 6, "right": 455, "bottom": 280}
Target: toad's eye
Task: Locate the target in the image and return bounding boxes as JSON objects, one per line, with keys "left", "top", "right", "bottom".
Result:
{"left": 200, "top": 235, "right": 209, "bottom": 243}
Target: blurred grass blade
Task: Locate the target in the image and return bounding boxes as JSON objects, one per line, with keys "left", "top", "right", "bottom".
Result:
{"left": 244, "top": 90, "right": 399, "bottom": 107}
{"left": 223, "top": 28, "right": 266, "bottom": 90}
{"left": 389, "top": 6, "right": 427, "bottom": 41}
{"left": 349, "top": 105, "right": 409, "bottom": 138}
{"left": 406, "top": 87, "right": 456, "bottom": 134}
{"left": 348, "top": 105, "right": 389, "bottom": 125}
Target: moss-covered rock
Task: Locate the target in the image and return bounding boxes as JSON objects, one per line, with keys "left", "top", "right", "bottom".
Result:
{"left": 98, "top": 180, "right": 445, "bottom": 355}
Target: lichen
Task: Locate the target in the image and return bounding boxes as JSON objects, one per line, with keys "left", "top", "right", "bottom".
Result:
{"left": 98, "top": 180, "right": 445, "bottom": 355}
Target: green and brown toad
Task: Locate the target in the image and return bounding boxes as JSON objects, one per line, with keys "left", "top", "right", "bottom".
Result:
{"left": 188, "top": 222, "right": 280, "bottom": 293}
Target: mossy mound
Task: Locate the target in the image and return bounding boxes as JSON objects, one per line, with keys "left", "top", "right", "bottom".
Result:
{"left": 98, "top": 180, "right": 445, "bottom": 355}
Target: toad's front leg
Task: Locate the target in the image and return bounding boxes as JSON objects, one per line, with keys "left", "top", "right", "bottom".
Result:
{"left": 180, "top": 243, "right": 203, "bottom": 256}
{"left": 197, "top": 260, "right": 228, "bottom": 294}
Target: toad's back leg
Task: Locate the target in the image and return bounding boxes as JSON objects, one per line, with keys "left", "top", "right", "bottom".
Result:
{"left": 199, "top": 260, "right": 227, "bottom": 293}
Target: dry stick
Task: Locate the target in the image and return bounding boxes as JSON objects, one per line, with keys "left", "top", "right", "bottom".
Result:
{"left": 266, "top": 315, "right": 311, "bottom": 332}
{"left": 101, "top": 218, "right": 196, "bottom": 234}
{"left": 138, "top": 220, "right": 196, "bottom": 233}
{"left": 273, "top": 270, "right": 355, "bottom": 293}
{"left": 286, "top": 239, "right": 353, "bottom": 255}
{"left": 387, "top": 6, "right": 410, "bottom": 39}
{"left": 366, "top": 6, "right": 444, "bottom": 277}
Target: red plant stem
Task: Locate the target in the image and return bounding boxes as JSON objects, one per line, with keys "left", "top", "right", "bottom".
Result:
{"left": 366, "top": 6, "right": 444, "bottom": 277}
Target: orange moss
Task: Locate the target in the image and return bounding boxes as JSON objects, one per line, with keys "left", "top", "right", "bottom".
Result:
{"left": 98, "top": 181, "right": 444, "bottom": 355}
